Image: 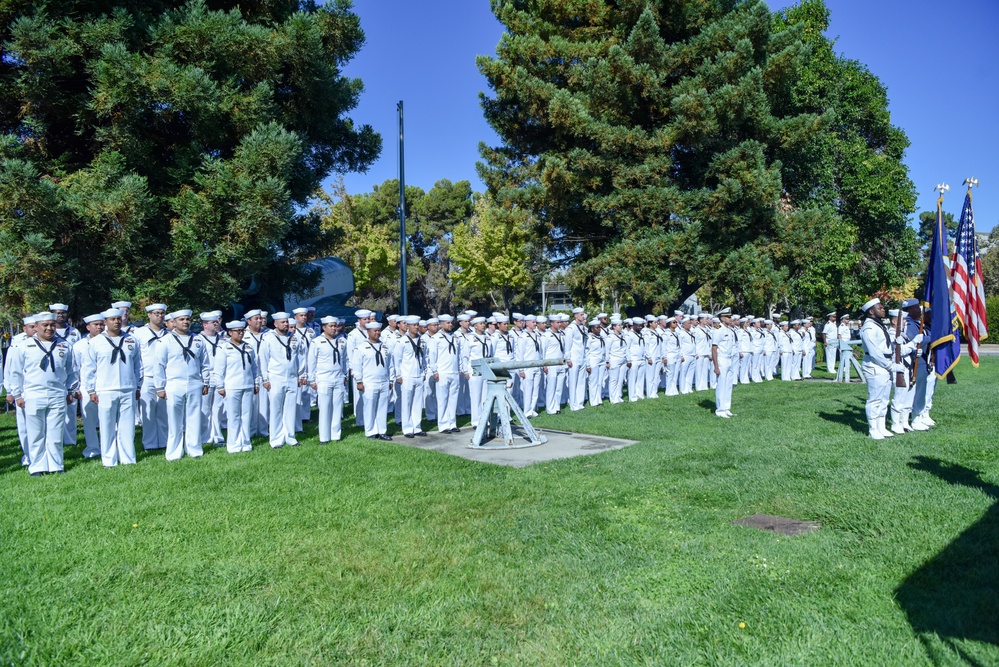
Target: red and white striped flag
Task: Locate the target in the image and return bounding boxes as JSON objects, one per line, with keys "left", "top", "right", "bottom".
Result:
{"left": 952, "top": 190, "right": 989, "bottom": 365}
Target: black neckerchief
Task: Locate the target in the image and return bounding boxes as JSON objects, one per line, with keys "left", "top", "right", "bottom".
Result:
{"left": 407, "top": 334, "right": 421, "bottom": 359}
{"left": 274, "top": 332, "right": 294, "bottom": 361}
{"left": 867, "top": 316, "right": 892, "bottom": 350}
{"left": 529, "top": 331, "right": 540, "bottom": 351}
{"left": 614, "top": 333, "right": 626, "bottom": 347}
{"left": 553, "top": 331, "right": 564, "bottom": 354}
{"left": 200, "top": 333, "right": 219, "bottom": 357}
{"left": 230, "top": 341, "right": 250, "bottom": 368}
{"left": 172, "top": 333, "right": 196, "bottom": 361}
{"left": 652, "top": 330, "right": 662, "bottom": 343}
{"left": 103, "top": 333, "right": 127, "bottom": 364}
{"left": 669, "top": 331, "right": 679, "bottom": 343}
{"left": 323, "top": 336, "right": 340, "bottom": 364}
{"left": 442, "top": 332, "right": 456, "bottom": 354}
{"left": 34, "top": 336, "right": 57, "bottom": 372}
{"left": 297, "top": 328, "right": 311, "bottom": 349}
{"left": 249, "top": 331, "right": 264, "bottom": 352}
{"left": 499, "top": 333, "right": 512, "bottom": 354}
{"left": 474, "top": 333, "right": 488, "bottom": 356}
{"left": 367, "top": 341, "right": 384, "bottom": 366}
{"left": 576, "top": 323, "right": 587, "bottom": 336}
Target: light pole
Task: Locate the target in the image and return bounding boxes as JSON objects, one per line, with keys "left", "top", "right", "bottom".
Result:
{"left": 398, "top": 100, "right": 408, "bottom": 315}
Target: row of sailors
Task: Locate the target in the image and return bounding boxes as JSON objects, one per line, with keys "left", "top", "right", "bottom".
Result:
{"left": 3, "top": 301, "right": 826, "bottom": 476}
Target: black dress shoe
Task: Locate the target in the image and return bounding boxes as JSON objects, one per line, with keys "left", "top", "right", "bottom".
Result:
{"left": 367, "top": 435, "right": 378, "bottom": 440}
{"left": 415, "top": 431, "right": 427, "bottom": 437}
{"left": 404, "top": 433, "right": 415, "bottom": 439}
{"left": 319, "top": 441, "right": 329, "bottom": 446}
{"left": 30, "top": 472, "right": 43, "bottom": 477}
{"left": 377, "top": 434, "right": 393, "bottom": 441}
{"left": 451, "top": 427, "right": 460, "bottom": 433}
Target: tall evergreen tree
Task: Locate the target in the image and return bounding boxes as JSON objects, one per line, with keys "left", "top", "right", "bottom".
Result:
{"left": 0, "top": 0, "right": 379, "bottom": 315}
{"left": 478, "top": 0, "right": 916, "bottom": 313}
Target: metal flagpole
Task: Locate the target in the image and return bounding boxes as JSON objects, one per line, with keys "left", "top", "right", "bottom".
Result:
{"left": 398, "top": 100, "right": 408, "bottom": 316}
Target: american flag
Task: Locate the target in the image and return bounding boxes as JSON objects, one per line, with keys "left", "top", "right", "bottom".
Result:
{"left": 952, "top": 191, "right": 989, "bottom": 365}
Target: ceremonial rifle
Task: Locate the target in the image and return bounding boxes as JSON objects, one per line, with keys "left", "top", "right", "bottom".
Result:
{"left": 894, "top": 308, "right": 906, "bottom": 388}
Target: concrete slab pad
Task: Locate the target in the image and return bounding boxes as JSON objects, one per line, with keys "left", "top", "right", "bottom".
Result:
{"left": 395, "top": 426, "right": 638, "bottom": 468}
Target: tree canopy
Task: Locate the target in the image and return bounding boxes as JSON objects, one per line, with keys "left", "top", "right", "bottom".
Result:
{"left": 0, "top": 0, "right": 380, "bottom": 316}
{"left": 477, "top": 0, "right": 918, "bottom": 314}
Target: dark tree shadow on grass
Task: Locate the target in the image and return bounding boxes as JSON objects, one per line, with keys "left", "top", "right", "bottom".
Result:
{"left": 896, "top": 456, "right": 999, "bottom": 663}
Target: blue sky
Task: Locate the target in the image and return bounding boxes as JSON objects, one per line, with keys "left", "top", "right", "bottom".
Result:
{"left": 338, "top": 0, "right": 999, "bottom": 232}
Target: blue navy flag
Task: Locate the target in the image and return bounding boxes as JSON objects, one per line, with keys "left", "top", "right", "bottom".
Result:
{"left": 923, "top": 197, "right": 960, "bottom": 378}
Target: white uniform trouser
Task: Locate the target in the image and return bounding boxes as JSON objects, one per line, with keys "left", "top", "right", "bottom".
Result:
{"left": 739, "top": 352, "right": 752, "bottom": 384}
{"left": 696, "top": 357, "right": 710, "bottom": 391}
{"left": 267, "top": 381, "right": 299, "bottom": 447}
{"left": 316, "top": 381, "right": 345, "bottom": 442}
{"left": 79, "top": 390, "right": 101, "bottom": 459}
{"left": 791, "top": 352, "right": 802, "bottom": 380}
{"left": 363, "top": 380, "right": 390, "bottom": 437}
{"left": 645, "top": 359, "right": 662, "bottom": 398}
{"left": 769, "top": 352, "right": 780, "bottom": 380}
{"left": 165, "top": 382, "right": 204, "bottom": 461}
{"left": 679, "top": 357, "right": 696, "bottom": 394}
{"left": 546, "top": 366, "right": 567, "bottom": 412}
{"left": 457, "top": 375, "right": 470, "bottom": 415}
{"left": 436, "top": 373, "right": 460, "bottom": 430}
{"left": 891, "top": 374, "right": 915, "bottom": 427}
{"left": 729, "top": 356, "right": 740, "bottom": 386}
{"left": 664, "top": 358, "right": 679, "bottom": 396}
{"left": 780, "top": 353, "right": 792, "bottom": 381}
{"left": 825, "top": 344, "right": 837, "bottom": 374}
{"left": 253, "top": 384, "right": 269, "bottom": 438}
{"left": 424, "top": 374, "right": 437, "bottom": 421}
{"left": 393, "top": 380, "right": 403, "bottom": 425}
{"left": 587, "top": 365, "right": 604, "bottom": 407}
{"left": 26, "top": 397, "right": 67, "bottom": 474}
{"left": 63, "top": 396, "right": 77, "bottom": 446}
{"left": 803, "top": 348, "right": 816, "bottom": 378}
{"left": 15, "top": 403, "right": 29, "bottom": 465}
{"left": 469, "top": 374, "right": 486, "bottom": 424}
{"left": 714, "top": 360, "right": 734, "bottom": 414}
{"left": 224, "top": 388, "right": 254, "bottom": 452}
{"left": 862, "top": 362, "right": 891, "bottom": 422}
{"left": 568, "top": 363, "right": 587, "bottom": 410}
{"left": 139, "top": 379, "right": 168, "bottom": 450}
{"left": 98, "top": 390, "right": 137, "bottom": 467}
{"left": 399, "top": 377, "right": 424, "bottom": 435}
{"left": 201, "top": 387, "right": 224, "bottom": 445}
{"left": 751, "top": 353, "right": 764, "bottom": 383}
{"left": 626, "top": 362, "right": 645, "bottom": 401}
{"left": 352, "top": 377, "right": 365, "bottom": 427}
{"left": 608, "top": 363, "right": 627, "bottom": 403}
{"left": 913, "top": 365, "right": 936, "bottom": 419}
{"left": 520, "top": 368, "right": 540, "bottom": 416}
{"left": 298, "top": 383, "right": 312, "bottom": 425}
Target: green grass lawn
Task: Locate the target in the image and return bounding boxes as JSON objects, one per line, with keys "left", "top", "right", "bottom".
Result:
{"left": 2, "top": 360, "right": 997, "bottom": 666}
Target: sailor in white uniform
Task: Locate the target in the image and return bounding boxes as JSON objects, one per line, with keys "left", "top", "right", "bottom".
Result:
{"left": 606, "top": 318, "right": 629, "bottom": 404}
{"left": 859, "top": 299, "right": 897, "bottom": 440}
{"left": 693, "top": 314, "right": 712, "bottom": 391}
{"left": 516, "top": 315, "right": 543, "bottom": 417}
{"left": 213, "top": 320, "right": 261, "bottom": 453}
{"left": 308, "top": 316, "right": 349, "bottom": 444}
{"left": 421, "top": 318, "right": 439, "bottom": 421}
{"left": 662, "top": 319, "right": 681, "bottom": 396}
{"left": 393, "top": 315, "right": 428, "bottom": 438}
{"left": 259, "top": 312, "right": 306, "bottom": 448}
{"left": 243, "top": 310, "right": 269, "bottom": 438}
{"left": 4, "top": 316, "right": 37, "bottom": 466}
{"left": 585, "top": 319, "right": 607, "bottom": 407}
{"left": 346, "top": 309, "right": 373, "bottom": 428}
{"left": 133, "top": 304, "right": 170, "bottom": 450}
{"left": 429, "top": 314, "right": 465, "bottom": 432}
{"left": 822, "top": 312, "right": 838, "bottom": 373}
{"left": 153, "top": 310, "right": 211, "bottom": 460}
{"left": 566, "top": 308, "right": 588, "bottom": 410}
{"left": 73, "top": 314, "right": 105, "bottom": 460}
{"left": 82, "top": 308, "right": 142, "bottom": 467}
{"left": 711, "top": 309, "right": 736, "bottom": 418}
{"left": 197, "top": 312, "right": 225, "bottom": 445}
{"left": 355, "top": 321, "right": 393, "bottom": 440}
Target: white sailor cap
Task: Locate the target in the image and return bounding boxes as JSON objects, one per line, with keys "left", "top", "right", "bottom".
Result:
{"left": 659, "top": 315, "right": 670, "bottom": 321}
{"left": 438, "top": 314, "right": 454, "bottom": 322}
{"left": 712, "top": 317, "right": 720, "bottom": 323}
{"left": 101, "top": 308, "right": 124, "bottom": 319}
{"left": 512, "top": 313, "right": 525, "bottom": 320}
{"left": 716, "top": 307, "right": 731, "bottom": 316}
{"left": 22, "top": 316, "right": 36, "bottom": 325}
{"left": 827, "top": 311, "right": 837, "bottom": 318}
{"left": 225, "top": 320, "right": 245, "bottom": 330}
{"left": 674, "top": 310, "right": 683, "bottom": 315}
{"left": 35, "top": 312, "right": 56, "bottom": 322}
{"left": 536, "top": 315, "right": 548, "bottom": 323}
{"left": 418, "top": 319, "right": 427, "bottom": 327}
{"left": 597, "top": 312, "right": 608, "bottom": 319}
{"left": 610, "top": 318, "right": 622, "bottom": 325}
{"left": 804, "top": 317, "right": 813, "bottom": 322}
{"left": 645, "top": 314, "right": 656, "bottom": 322}
{"left": 524, "top": 315, "right": 536, "bottom": 322}
{"left": 210, "top": 310, "right": 222, "bottom": 317}
{"left": 320, "top": 316, "right": 339, "bottom": 325}
{"left": 494, "top": 314, "right": 510, "bottom": 323}
{"left": 554, "top": 313, "right": 566, "bottom": 321}
{"left": 491, "top": 312, "right": 505, "bottom": 320}
{"left": 164, "top": 313, "right": 174, "bottom": 321}
{"left": 354, "top": 309, "right": 372, "bottom": 318}
{"left": 365, "top": 321, "right": 382, "bottom": 330}
{"left": 307, "top": 307, "right": 316, "bottom": 313}
{"left": 174, "top": 309, "right": 193, "bottom": 318}
{"left": 901, "top": 298, "right": 919, "bottom": 309}
{"left": 589, "top": 318, "right": 600, "bottom": 326}
{"left": 244, "top": 309, "right": 262, "bottom": 319}
{"left": 426, "top": 317, "right": 439, "bottom": 325}
{"left": 471, "top": 316, "right": 486, "bottom": 324}
{"left": 888, "top": 309, "right": 899, "bottom": 317}
{"left": 111, "top": 301, "right": 131, "bottom": 309}
{"left": 572, "top": 307, "right": 585, "bottom": 314}
{"left": 386, "top": 314, "right": 397, "bottom": 321}
{"left": 146, "top": 303, "right": 167, "bottom": 312}
{"left": 260, "top": 311, "right": 268, "bottom": 318}
{"left": 404, "top": 315, "right": 420, "bottom": 325}
{"left": 464, "top": 310, "right": 478, "bottom": 317}
{"left": 840, "top": 313, "right": 851, "bottom": 320}
{"left": 780, "top": 320, "right": 789, "bottom": 327}
{"left": 83, "top": 314, "right": 105, "bottom": 324}
{"left": 486, "top": 316, "right": 496, "bottom": 324}
{"left": 790, "top": 319, "right": 800, "bottom": 325}
{"left": 861, "top": 298, "right": 880, "bottom": 312}
{"left": 48, "top": 303, "right": 69, "bottom": 312}
{"left": 200, "top": 312, "right": 219, "bottom": 321}
{"left": 457, "top": 314, "right": 470, "bottom": 322}
{"left": 764, "top": 319, "right": 773, "bottom": 325}
{"left": 754, "top": 317, "right": 764, "bottom": 323}
{"left": 622, "top": 317, "right": 632, "bottom": 325}
{"left": 292, "top": 307, "right": 308, "bottom": 315}
{"left": 683, "top": 315, "right": 694, "bottom": 322}
{"left": 271, "top": 311, "right": 291, "bottom": 320}
{"left": 731, "top": 314, "right": 740, "bottom": 320}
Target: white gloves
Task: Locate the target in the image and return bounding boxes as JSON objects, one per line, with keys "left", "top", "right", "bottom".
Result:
{"left": 895, "top": 336, "right": 906, "bottom": 345}
{"left": 891, "top": 363, "right": 906, "bottom": 373}
{"left": 912, "top": 334, "right": 924, "bottom": 345}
